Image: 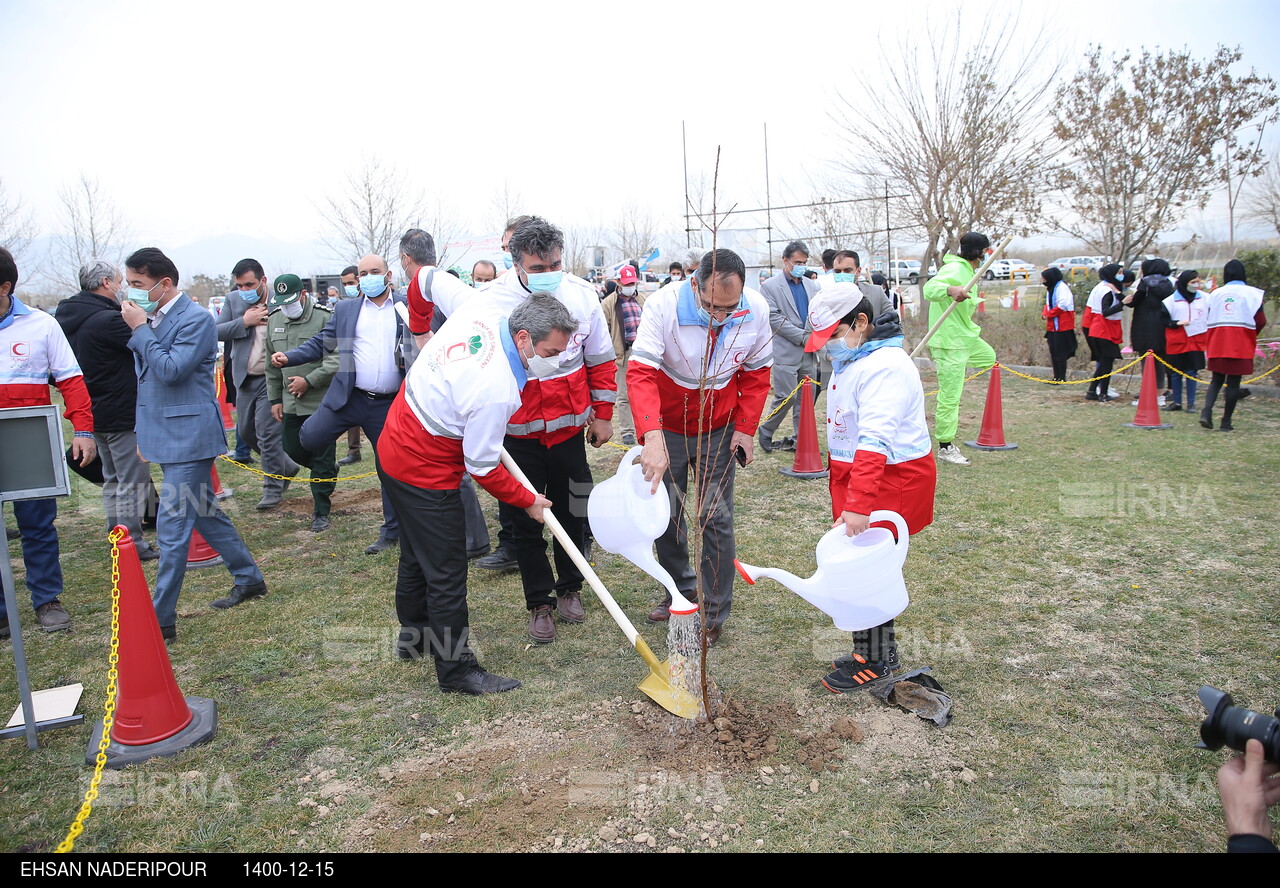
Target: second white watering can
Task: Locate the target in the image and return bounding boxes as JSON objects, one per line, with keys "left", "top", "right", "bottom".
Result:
{"left": 587, "top": 447, "right": 698, "bottom": 615}
{"left": 735, "top": 510, "right": 910, "bottom": 631}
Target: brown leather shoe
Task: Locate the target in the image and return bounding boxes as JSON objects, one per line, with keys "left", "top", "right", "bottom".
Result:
{"left": 647, "top": 604, "right": 671, "bottom": 624}
{"left": 528, "top": 605, "right": 556, "bottom": 643}
{"left": 557, "top": 591, "right": 585, "bottom": 623}
{"left": 704, "top": 626, "right": 722, "bottom": 647}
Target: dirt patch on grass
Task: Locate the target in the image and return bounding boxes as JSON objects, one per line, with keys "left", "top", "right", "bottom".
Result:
{"left": 341, "top": 694, "right": 882, "bottom": 852}
{"left": 330, "top": 488, "right": 385, "bottom": 515}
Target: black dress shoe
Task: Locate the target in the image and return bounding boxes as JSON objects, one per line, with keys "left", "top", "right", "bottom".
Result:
{"left": 776, "top": 436, "right": 797, "bottom": 451}
{"left": 310, "top": 515, "right": 331, "bottom": 533}
{"left": 439, "top": 666, "right": 521, "bottom": 696}
{"left": 758, "top": 434, "right": 777, "bottom": 453}
{"left": 365, "top": 536, "right": 398, "bottom": 555}
{"left": 476, "top": 545, "right": 517, "bottom": 571}
{"left": 210, "top": 580, "right": 268, "bottom": 609}
{"left": 160, "top": 623, "right": 176, "bottom": 645}
{"left": 138, "top": 544, "right": 161, "bottom": 562}
{"left": 467, "top": 545, "right": 491, "bottom": 560}
{"left": 337, "top": 451, "right": 362, "bottom": 466}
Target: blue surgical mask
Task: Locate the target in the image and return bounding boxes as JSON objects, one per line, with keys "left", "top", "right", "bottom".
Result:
{"left": 833, "top": 272, "right": 856, "bottom": 283}
{"left": 359, "top": 275, "right": 388, "bottom": 298}
{"left": 343, "top": 284, "right": 360, "bottom": 299}
{"left": 502, "top": 253, "right": 514, "bottom": 270}
{"left": 240, "top": 287, "right": 262, "bottom": 305}
{"left": 790, "top": 264, "right": 809, "bottom": 279}
{"left": 525, "top": 270, "right": 562, "bottom": 293}
{"left": 826, "top": 331, "right": 866, "bottom": 365}
{"left": 127, "top": 283, "right": 161, "bottom": 314}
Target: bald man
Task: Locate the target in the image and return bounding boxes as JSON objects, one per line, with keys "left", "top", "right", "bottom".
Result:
{"left": 271, "top": 253, "right": 414, "bottom": 554}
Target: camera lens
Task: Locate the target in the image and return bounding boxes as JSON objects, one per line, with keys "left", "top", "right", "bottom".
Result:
{"left": 1198, "top": 686, "right": 1280, "bottom": 763}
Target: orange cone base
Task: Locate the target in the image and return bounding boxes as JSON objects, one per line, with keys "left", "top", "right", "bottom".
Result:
{"left": 779, "top": 465, "right": 829, "bottom": 479}
{"left": 211, "top": 465, "right": 233, "bottom": 501}
{"left": 1124, "top": 421, "right": 1173, "bottom": 430}
{"left": 187, "top": 531, "right": 224, "bottom": 569}
{"left": 87, "top": 697, "right": 217, "bottom": 768}
{"left": 964, "top": 439, "right": 1018, "bottom": 451}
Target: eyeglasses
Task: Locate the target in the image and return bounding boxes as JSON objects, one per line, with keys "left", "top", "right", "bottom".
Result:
{"left": 699, "top": 301, "right": 738, "bottom": 318}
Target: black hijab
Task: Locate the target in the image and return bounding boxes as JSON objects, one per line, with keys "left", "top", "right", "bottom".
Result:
{"left": 1223, "top": 259, "right": 1247, "bottom": 284}
{"left": 1174, "top": 269, "right": 1199, "bottom": 298}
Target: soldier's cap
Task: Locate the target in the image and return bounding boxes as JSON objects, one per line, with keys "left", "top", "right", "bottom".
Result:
{"left": 269, "top": 274, "right": 304, "bottom": 306}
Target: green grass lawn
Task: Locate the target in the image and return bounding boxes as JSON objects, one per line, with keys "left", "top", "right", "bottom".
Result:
{"left": 2, "top": 374, "right": 1277, "bottom": 853}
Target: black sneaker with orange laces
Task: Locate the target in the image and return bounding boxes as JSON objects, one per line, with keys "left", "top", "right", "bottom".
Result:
{"left": 822, "top": 654, "right": 896, "bottom": 694}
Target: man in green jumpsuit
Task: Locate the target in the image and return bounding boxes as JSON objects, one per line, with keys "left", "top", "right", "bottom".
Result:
{"left": 266, "top": 275, "right": 340, "bottom": 531}
{"left": 921, "top": 232, "right": 995, "bottom": 466}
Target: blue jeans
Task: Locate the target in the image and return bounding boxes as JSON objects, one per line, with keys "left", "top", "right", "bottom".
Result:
{"left": 152, "top": 458, "right": 262, "bottom": 627}
{"left": 1, "top": 498, "right": 62, "bottom": 620}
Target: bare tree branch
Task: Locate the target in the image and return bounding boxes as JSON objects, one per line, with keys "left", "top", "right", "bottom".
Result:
{"left": 1243, "top": 151, "right": 1280, "bottom": 236}
{"left": 49, "top": 174, "right": 132, "bottom": 292}
{"left": 0, "top": 178, "right": 39, "bottom": 268}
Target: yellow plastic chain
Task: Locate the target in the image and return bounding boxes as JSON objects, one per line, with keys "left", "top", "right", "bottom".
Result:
{"left": 217, "top": 455, "right": 379, "bottom": 482}
{"left": 56, "top": 529, "right": 124, "bottom": 853}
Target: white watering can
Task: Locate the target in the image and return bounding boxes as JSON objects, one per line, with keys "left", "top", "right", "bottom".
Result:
{"left": 735, "top": 510, "right": 910, "bottom": 631}
{"left": 587, "top": 447, "right": 698, "bottom": 616}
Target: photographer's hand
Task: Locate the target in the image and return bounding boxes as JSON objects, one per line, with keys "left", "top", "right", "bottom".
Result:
{"left": 1218, "top": 739, "right": 1280, "bottom": 840}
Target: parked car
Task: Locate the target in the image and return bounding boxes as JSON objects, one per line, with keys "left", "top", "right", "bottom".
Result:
{"left": 1048, "top": 256, "right": 1100, "bottom": 276}
{"left": 985, "top": 258, "right": 1037, "bottom": 280}
{"left": 886, "top": 259, "right": 922, "bottom": 285}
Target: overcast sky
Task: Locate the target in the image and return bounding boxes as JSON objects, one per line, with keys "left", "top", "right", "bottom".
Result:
{"left": 3, "top": 0, "right": 1279, "bottom": 280}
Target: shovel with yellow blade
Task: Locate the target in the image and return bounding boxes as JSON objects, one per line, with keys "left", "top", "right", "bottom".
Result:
{"left": 501, "top": 449, "right": 700, "bottom": 719}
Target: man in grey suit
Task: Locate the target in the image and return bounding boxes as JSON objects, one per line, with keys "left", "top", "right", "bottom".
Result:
{"left": 757, "top": 240, "right": 821, "bottom": 452}
{"left": 217, "top": 258, "right": 298, "bottom": 510}
{"left": 122, "top": 248, "right": 265, "bottom": 644}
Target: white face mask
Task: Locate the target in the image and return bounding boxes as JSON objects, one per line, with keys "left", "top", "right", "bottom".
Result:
{"left": 282, "top": 300, "right": 304, "bottom": 319}
{"left": 526, "top": 353, "right": 562, "bottom": 378}
{"left": 619, "top": 285, "right": 637, "bottom": 297}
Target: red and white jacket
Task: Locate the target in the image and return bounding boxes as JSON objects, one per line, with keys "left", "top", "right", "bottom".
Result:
{"left": 406, "top": 265, "right": 477, "bottom": 334}
{"left": 626, "top": 281, "right": 773, "bottom": 439}
{"left": 1042, "top": 281, "right": 1075, "bottom": 332}
{"left": 1084, "top": 282, "right": 1124, "bottom": 344}
{"left": 0, "top": 297, "right": 93, "bottom": 432}
{"left": 377, "top": 302, "right": 534, "bottom": 508}
{"left": 1205, "top": 282, "right": 1267, "bottom": 361}
{"left": 825, "top": 342, "right": 934, "bottom": 534}
{"left": 1162, "top": 291, "right": 1209, "bottom": 354}
{"left": 476, "top": 271, "right": 616, "bottom": 446}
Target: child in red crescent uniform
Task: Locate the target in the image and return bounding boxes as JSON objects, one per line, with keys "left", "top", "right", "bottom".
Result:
{"left": 801, "top": 282, "right": 936, "bottom": 693}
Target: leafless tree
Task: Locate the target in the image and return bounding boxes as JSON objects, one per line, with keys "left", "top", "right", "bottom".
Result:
{"left": 0, "top": 178, "right": 39, "bottom": 267}
{"left": 562, "top": 220, "right": 607, "bottom": 278}
{"left": 49, "top": 174, "right": 132, "bottom": 292}
{"left": 1053, "top": 45, "right": 1276, "bottom": 263}
{"left": 408, "top": 196, "right": 463, "bottom": 271}
{"left": 1244, "top": 152, "right": 1280, "bottom": 236}
{"left": 831, "top": 11, "right": 1062, "bottom": 273}
{"left": 320, "top": 157, "right": 422, "bottom": 264}
{"left": 488, "top": 179, "right": 526, "bottom": 233}
{"left": 609, "top": 203, "right": 659, "bottom": 268}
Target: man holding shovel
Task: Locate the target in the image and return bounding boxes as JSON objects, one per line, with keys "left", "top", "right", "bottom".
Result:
{"left": 920, "top": 232, "right": 996, "bottom": 466}
{"left": 376, "top": 293, "right": 569, "bottom": 695}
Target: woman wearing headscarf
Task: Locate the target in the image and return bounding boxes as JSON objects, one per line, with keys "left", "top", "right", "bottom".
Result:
{"left": 1083, "top": 264, "right": 1132, "bottom": 401}
{"left": 1160, "top": 269, "right": 1209, "bottom": 412}
{"left": 1200, "top": 260, "right": 1267, "bottom": 431}
{"left": 1126, "top": 258, "right": 1174, "bottom": 404}
{"left": 1040, "top": 266, "right": 1077, "bottom": 382}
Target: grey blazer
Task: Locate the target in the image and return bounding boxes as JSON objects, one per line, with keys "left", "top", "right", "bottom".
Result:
{"left": 216, "top": 289, "right": 267, "bottom": 389}
{"left": 130, "top": 294, "right": 228, "bottom": 464}
{"left": 760, "top": 271, "right": 819, "bottom": 368}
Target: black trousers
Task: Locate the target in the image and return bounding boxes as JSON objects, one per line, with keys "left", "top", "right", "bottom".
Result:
{"left": 498, "top": 433, "right": 592, "bottom": 610}
{"left": 379, "top": 471, "right": 475, "bottom": 684}
{"left": 301, "top": 392, "right": 397, "bottom": 539}
{"left": 282, "top": 413, "right": 337, "bottom": 516}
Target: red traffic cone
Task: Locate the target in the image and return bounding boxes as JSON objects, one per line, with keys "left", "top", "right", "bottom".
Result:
{"left": 87, "top": 527, "right": 217, "bottom": 767}
{"left": 1010, "top": 289, "right": 1021, "bottom": 311}
{"left": 187, "top": 529, "right": 225, "bottom": 569}
{"left": 779, "top": 378, "right": 829, "bottom": 479}
{"left": 211, "top": 462, "right": 233, "bottom": 501}
{"left": 215, "top": 366, "right": 235, "bottom": 431}
{"left": 965, "top": 364, "right": 1019, "bottom": 451}
{"left": 1126, "top": 352, "right": 1173, "bottom": 430}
